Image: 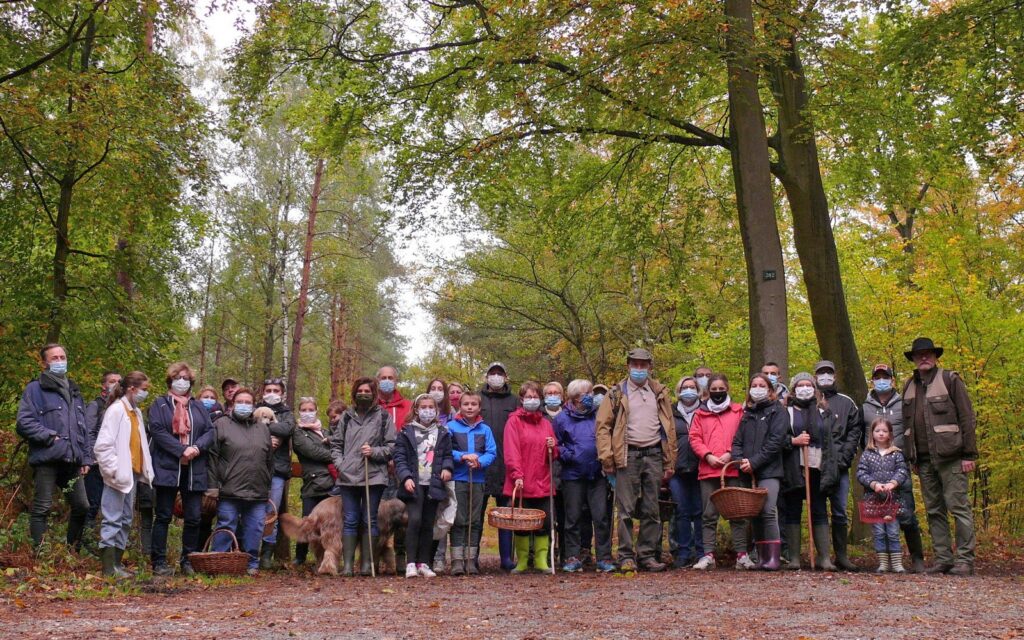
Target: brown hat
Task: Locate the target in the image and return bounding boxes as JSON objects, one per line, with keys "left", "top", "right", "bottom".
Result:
{"left": 627, "top": 348, "right": 653, "bottom": 362}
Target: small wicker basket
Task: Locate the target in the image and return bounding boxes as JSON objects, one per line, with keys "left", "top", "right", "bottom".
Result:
{"left": 262, "top": 499, "right": 278, "bottom": 538}
{"left": 488, "top": 486, "right": 546, "bottom": 532}
{"left": 188, "top": 529, "right": 250, "bottom": 575}
{"left": 858, "top": 493, "right": 901, "bottom": 524}
{"left": 709, "top": 460, "right": 767, "bottom": 520}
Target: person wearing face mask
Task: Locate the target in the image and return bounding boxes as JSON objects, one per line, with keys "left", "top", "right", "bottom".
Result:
{"left": 291, "top": 397, "right": 338, "bottom": 568}
{"left": 425, "top": 378, "right": 454, "bottom": 426}
{"left": 541, "top": 381, "right": 568, "bottom": 564}
{"left": 207, "top": 388, "right": 275, "bottom": 575}
{"left": 595, "top": 349, "right": 677, "bottom": 573}
{"left": 478, "top": 362, "right": 520, "bottom": 570}
{"left": 197, "top": 386, "right": 223, "bottom": 415}
{"left": 393, "top": 395, "right": 454, "bottom": 578}
{"left": 901, "top": 337, "right": 977, "bottom": 576}
{"left": 329, "top": 377, "right": 397, "bottom": 577}
{"left": 147, "top": 361, "right": 214, "bottom": 576}
{"left": 688, "top": 374, "right": 748, "bottom": 570}
{"left": 779, "top": 373, "right": 839, "bottom": 570}
{"left": 376, "top": 366, "right": 412, "bottom": 430}
{"left": 93, "top": 371, "right": 155, "bottom": 578}
{"left": 861, "top": 364, "right": 925, "bottom": 573}
{"left": 447, "top": 391, "right": 497, "bottom": 575}
{"left": 693, "top": 366, "right": 713, "bottom": 401}
{"left": 729, "top": 374, "right": 789, "bottom": 570}
{"left": 504, "top": 381, "right": 560, "bottom": 574}
{"left": 83, "top": 370, "right": 122, "bottom": 537}
{"left": 669, "top": 376, "right": 704, "bottom": 569}
{"left": 543, "top": 381, "right": 565, "bottom": 420}
{"left": 255, "top": 377, "right": 296, "bottom": 570}
{"left": 811, "top": 359, "right": 863, "bottom": 571}
{"left": 761, "top": 362, "right": 788, "bottom": 402}
{"left": 553, "top": 379, "right": 614, "bottom": 574}
{"left": 17, "top": 344, "right": 93, "bottom": 552}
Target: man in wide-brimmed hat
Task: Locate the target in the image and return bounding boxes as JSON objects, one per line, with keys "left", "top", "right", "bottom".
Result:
{"left": 901, "top": 337, "right": 978, "bottom": 576}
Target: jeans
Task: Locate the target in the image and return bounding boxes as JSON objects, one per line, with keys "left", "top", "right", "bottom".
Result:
{"left": 563, "top": 477, "right": 612, "bottom": 562}
{"left": 263, "top": 475, "right": 287, "bottom": 545}
{"left": 29, "top": 463, "right": 89, "bottom": 548}
{"left": 918, "top": 458, "right": 975, "bottom": 565}
{"left": 339, "top": 484, "right": 384, "bottom": 536}
{"left": 669, "top": 472, "right": 704, "bottom": 561}
{"left": 614, "top": 448, "right": 664, "bottom": 563}
{"left": 780, "top": 467, "right": 829, "bottom": 526}
{"left": 99, "top": 480, "right": 137, "bottom": 550}
{"left": 405, "top": 485, "right": 440, "bottom": 565}
{"left": 152, "top": 485, "right": 202, "bottom": 568}
{"left": 213, "top": 498, "right": 267, "bottom": 570}
{"left": 742, "top": 477, "right": 780, "bottom": 541}
{"left": 699, "top": 477, "right": 748, "bottom": 554}
{"left": 451, "top": 481, "right": 486, "bottom": 548}
{"left": 872, "top": 521, "right": 900, "bottom": 553}
{"left": 84, "top": 465, "right": 104, "bottom": 523}
{"left": 828, "top": 470, "right": 851, "bottom": 530}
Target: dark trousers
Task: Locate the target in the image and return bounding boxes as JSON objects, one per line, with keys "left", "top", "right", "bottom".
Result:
{"left": 295, "top": 494, "right": 328, "bottom": 563}
{"left": 29, "top": 463, "right": 88, "bottom": 548}
{"left": 405, "top": 485, "right": 439, "bottom": 565}
{"left": 340, "top": 484, "right": 384, "bottom": 536}
{"left": 84, "top": 465, "right": 104, "bottom": 523}
{"left": 152, "top": 485, "right": 202, "bottom": 568}
{"left": 780, "top": 468, "right": 829, "bottom": 526}
{"left": 669, "top": 471, "right": 704, "bottom": 562}
{"left": 452, "top": 481, "right": 486, "bottom": 548}
{"left": 514, "top": 497, "right": 553, "bottom": 537}
{"left": 615, "top": 448, "right": 663, "bottom": 562}
{"left": 562, "top": 477, "right": 611, "bottom": 561}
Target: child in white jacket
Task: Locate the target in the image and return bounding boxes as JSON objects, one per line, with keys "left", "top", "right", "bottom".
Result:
{"left": 94, "top": 371, "right": 155, "bottom": 578}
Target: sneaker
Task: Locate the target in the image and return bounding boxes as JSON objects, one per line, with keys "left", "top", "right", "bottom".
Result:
{"left": 693, "top": 554, "right": 716, "bottom": 571}
{"left": 735, "top": 553, "right": 756, "bottom": 570}
{"left": 246, "top": 567, "right": 259, "bottom": 577}
{"left": 618, "top": 558, "right": 637, "bottom": 573}
{"left": 562, "top": 557, "right": 583, "bottom": 573}
{"left": 595, "top": 560, "right": 617, "bottom": 573}
{"left": 417, "top": 563, "right": 437, "bottom": 578}
{"left": 152, "top": 564, "right": 174, "bottom": 577}
{"left": 405, "top": 563, "right": 418, "bottom": 578}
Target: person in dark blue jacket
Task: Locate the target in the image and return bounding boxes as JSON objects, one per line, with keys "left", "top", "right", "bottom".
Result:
{"left": 16, "top": 344, "right": 92, "bottom": 550}
{"left": 447, "top": 391, "right": 497, "bottom": 575}
{"left": 553, "top": 379, "right": 614, "bottom": 573}
{"left": 147, "top": 361, "right": 214, "bottom": 576}
{"left": 83, "top": 371, "right": 120, "bottom": 531}
{"left": 670, "top": 376, "right": 704, "bottom": 568}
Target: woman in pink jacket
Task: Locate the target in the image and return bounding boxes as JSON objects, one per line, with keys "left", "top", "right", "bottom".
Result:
{"left": 503, "top": 381, "right": 559, "bottom": 574}
{"left": 687, "top": 374, "right": 753, "bottom": 570}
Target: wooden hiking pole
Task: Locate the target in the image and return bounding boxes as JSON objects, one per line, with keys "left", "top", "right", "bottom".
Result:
{"left": 804, "top": 453, "right": 815, "bottom": 570}
{"left": 466, "top": 466, "right": 473, "bottom": 563}
{"left": 547, "top": 444, "right": 555, "bottom": 575}
{"left": 364, "top": 454, "right": 376, "bottom": 578}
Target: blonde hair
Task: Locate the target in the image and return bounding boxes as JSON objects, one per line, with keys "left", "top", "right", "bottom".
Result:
{"left": 866, "top": 417, "right": 895, "bottom": 451}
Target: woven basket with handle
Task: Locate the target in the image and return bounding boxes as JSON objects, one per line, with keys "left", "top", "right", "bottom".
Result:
{"left": 488, "top": 485, "right": 545, "bottom": 532}
{"left": 710, "top": 460, "right": 767, "bottom": 520}
{"left": 188, "top": 529, "right": 250, "bottom": 575}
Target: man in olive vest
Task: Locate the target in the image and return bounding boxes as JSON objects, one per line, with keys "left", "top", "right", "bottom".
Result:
{"left": 902, "top": 337, "right": 977, "bottom": 576}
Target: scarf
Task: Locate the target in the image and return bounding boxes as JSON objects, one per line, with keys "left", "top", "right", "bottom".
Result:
{"left": 706, "top": 395, "right": 732, "bottom": 414}
{"left": 299, "top": 418, "right": 326, "bottom": 441}
{"left": 677, "top": 400, "right": 700, "bottom": 423}
{"left": 413, "top": 421, "right": 439, "bottom": 485}
{"left": 170, "top": 393, "right": 192, "bottom": 445}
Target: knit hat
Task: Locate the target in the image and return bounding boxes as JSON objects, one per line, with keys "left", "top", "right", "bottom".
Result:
{"left": 790, "top": 372, "right": 815, "bottom": 389}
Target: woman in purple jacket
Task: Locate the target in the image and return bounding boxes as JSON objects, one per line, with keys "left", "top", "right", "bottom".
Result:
{"left": 552, "top": 379, "right": 614, "bottom": 573}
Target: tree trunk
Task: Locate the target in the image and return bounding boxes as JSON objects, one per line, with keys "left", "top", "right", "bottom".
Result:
{"left": 198, "top": 239, "right": 216, "bottom": 385}
{"left": 725, "top": 0, "right": 789, "bottom": 377}
{"left": 47, "top": 175, "right": 75, "bottom": 344}
{"left": 330, "top": 294, "right": 348, "bottom": 403}
{"left": 286, "top": 157, "right": 324, "bottom": 407}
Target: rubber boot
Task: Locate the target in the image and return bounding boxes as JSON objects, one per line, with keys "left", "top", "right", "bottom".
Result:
{"left": 890, "top": 550, "right": 905, "bottom": 573}
{"left": 432, "top": 539, "right": 447, "bottom": 574}
{"left": 359, "top": 533, "right": 374, "bottom": 576}
{"left": 534, "top": 534, "right": 551, "bottom": 572}
{"left": 450, "top": 547, "right": 466, "bottom": 576}
{"left": 783, "top": 524, "right": 802, "bottom": 570}
{"left": 101, "top": 547, "right": 117, "bottom": 578}
{"left": 294, "top": 542, "right": 308, "bottom": 567}
{"left": 498, "top": 528, "right": 516, "bottom": 572}
{"left": 875, "top": 552, "right": 890, "bottom": 573}
{"left": 259, "top": 544, "right": 276, "bottom": 571}
{"left": 762, "top": 540, "right": 781, "bottom": 571}
{"left": 342, "top": 534, "right": 357, "bottom": 577}
{"left": 114, "top": 548, "right": 134, "bottom": 578}
{"left": 902, "top": 524, "right": 926, "bottom": 574}
{"left": 831, "top": 525, "right": 858, "bottom": 571}
{"left": 812, "top": 525, "right": 837, "bottom": 571}
{"left": 467, "top": 547, "right": 480, "bottom": 575}
{"left": 511, "top": 535, "right": 531, "bottom": 574}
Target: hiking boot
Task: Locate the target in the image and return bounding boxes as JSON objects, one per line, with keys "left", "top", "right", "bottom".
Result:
{"left": 617, "top": 558, "right": 638, "bottom": 573}
{"left": 949, "top": 563, "right": 974, "bottom": 577}
{"left": 466, "top": 547, "right": 481, "bottom": 575}
{"left": 735, "top": 553, "right": 756, "bottom": 570}
{"left": 926, "top": 563, "right": 954, "bottom": 575}
{"left": 180, "top": 561, "right": 196, "bottom": 577}
{"left": 692, "top": 554, "right": 715, "bottom": 571}
{"left": 562, "top": 557, "right": 583, "bottom": 573}
{"left": 450, "top": 547, "right": 466, "bottom": 576}
{"left": 152, "top": 563, "right": 174, "bottom": 577}
{"left": 640, "top": 558, "right": 667, "bottom": 573}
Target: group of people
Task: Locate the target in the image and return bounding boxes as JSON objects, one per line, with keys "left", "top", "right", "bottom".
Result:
{"left": 15, "top": 335, "right": 978, "bottom": 579}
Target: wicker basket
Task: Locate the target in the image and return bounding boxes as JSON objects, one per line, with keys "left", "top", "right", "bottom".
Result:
{"left": 710, "top": 460, "right": 767, "bottom": 520}
{"left": 188, "top": 529, "right": 250, "bottom": 575}
{"left": 488, "top": 486, "right": 546, "bottom": 532}
{"left": 858, "top": 494, "right": 901, "bottom": 524}
{"left": 262, "top": 499, "right": 278, "bottom": 538}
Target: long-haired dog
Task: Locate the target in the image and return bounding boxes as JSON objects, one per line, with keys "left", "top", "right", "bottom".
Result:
{"left": 279, "top": 496, "right": 407, "bottom": 575}
{"left": 253, "top": 406, "right": 277, "bottom": 425}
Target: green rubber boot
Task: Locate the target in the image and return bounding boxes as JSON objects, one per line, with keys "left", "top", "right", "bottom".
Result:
{"left": 511, "top": 535, "right": 531, "bottom": 574}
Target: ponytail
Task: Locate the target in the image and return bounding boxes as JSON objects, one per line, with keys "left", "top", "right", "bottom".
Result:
{"left": 108, "top": 371, "right": 149, "bottom": 407}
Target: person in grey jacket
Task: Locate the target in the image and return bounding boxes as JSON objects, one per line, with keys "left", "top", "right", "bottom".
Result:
{"left": 255, "top": 377, "right": 296, "bottom": 570}
{"left": 330, "top": 377, "right": 397, "bottom": 577}
{"left": 207, "top": 388, "right": 274, "bottom": 575}
{"left": 292, "top": 397, "right": 337, "bottom": 567}
{"left": 861, "top": 363, "right": 925, "bottom": 573}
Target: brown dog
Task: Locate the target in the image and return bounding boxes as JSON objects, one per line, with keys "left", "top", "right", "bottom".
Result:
{"left": 279, "top": 496, "right": 407, "bottom": 576}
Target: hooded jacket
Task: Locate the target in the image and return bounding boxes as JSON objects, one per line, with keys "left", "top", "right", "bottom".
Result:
{"left": 730, "top": 400, "right": 789, "bottom": 480}
{"left": 502, "top": 408, "right": 559, "bottom": 499}
{"left": 292, "top": 423, "right": 335, "bottom": 498}
{"left": 821, "top": 388, "right": 863, "bottom": 470}
{"left": 479, "top": 383, "right": 520, "bottom": 495}
{"left": 256, "top": 401, "right": 296, "bottom": 479}
{"left": 329, "top": 404, "right": 396, "bottom": 487}
{"left": 862, "top": 390, "right": 904, "bottom": 449}
{"left": 378, "top": 390, "right": 412, "bottom": 432}
{"left": 688, "top": 402, "right": 744, "bottom": 481}
{"left": 208, "top": 413, "right": 274, "bottom": 501}
{"left": 16, "top": 372, "right": 92, "bottom": 467}
{"left": 447, "top": 414, "right": 497, "bottom": 483}
{"left": 393, "top": 421, "right": 454, "bottom": 502}
{"left": 552, "top": 402, "right": 602, "bottom": 482}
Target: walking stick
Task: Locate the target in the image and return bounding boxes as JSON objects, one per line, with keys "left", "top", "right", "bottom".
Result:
{"left": 364, "top": 453, "right": 376, "bottom": 578}
{"left": 804, "top": 452, "right": 815, "bottom": 570}
{"left": 467, "top": 466, "right": 473, "bottom": 565}
{"left": 548, "top": 444, "right": 556, "bottom": 575}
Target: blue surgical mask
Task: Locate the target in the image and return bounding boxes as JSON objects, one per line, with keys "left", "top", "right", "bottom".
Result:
{"left": 49, "top": 361, "right": 68, "bottom": 376}
{"left": 379, "top": 379, "right": 396, "bottom": 394}
{"left": 201, "top": 398, "right": 216, "bottom": 410}
{"left": 522, "top": 398, "right": 542, "bottom": 412}
{"left": 579, "top": 394, "right": 595, "bottom": 411}
{"left": 874, "top": 378, "right": 893, "bottom": 393}
{"left": 592, "top": 393, "right": 605, "bottom": 407}
{"left": 544, "top": 395, "right": 562, "bottom": 408}
{"left": 680, "top": 388, "right": 700, "bottom": 404}
{"left": 234, "top": 403, "right": 254, "bottom": 419}
{"left": 767, "top": 374, "right": 778, "bottom": 386}
{"left": 629, "top": 368, "right": 649, "bottom": 385}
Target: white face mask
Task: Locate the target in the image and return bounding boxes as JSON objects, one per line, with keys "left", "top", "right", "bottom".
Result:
{"left": 816, "top": 374, "right": 835, "bottom": 388}
{"left": 794, "top": 386, "right": 816, "bottom": 401}
{"left": 171, "top": 378, "right": 191, "bottom": 395}
{"left": 749, "top": 387, "right": 769, "bottom": 401}
{"left": 418, "top": 408, "right": 437, "bottom": 423}
{"left": 487, "top": 374, "right": 506, "bottom": 390}
{"left": 300, "top": 411, "right": 317, "bottom": 423}
{"left": 428, "top": 390, "right": 445, "bottom": 404}
{"left": 522, "top": 398, "right": 542, "bottom": 412}
{"left": 263, "top": 393, "right": 282, "bottom": 406}
{"left": 133, "top": 389, "right": 149, "bottom": 404}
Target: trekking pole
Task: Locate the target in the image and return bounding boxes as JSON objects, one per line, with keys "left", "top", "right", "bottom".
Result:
{"left": 467, "top": 466, "right": 473, "bottom": 566}
{"left": 548, "top": 444, "right": 555, "bottom": 576}
{"left": 804, "top": 453, "right": 815, "bottom": 570}
{"left": 364, "top": 453, "right": 376, "bottom": 578}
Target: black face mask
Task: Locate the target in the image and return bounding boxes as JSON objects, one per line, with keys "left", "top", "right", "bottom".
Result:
{"left": 709, "top": 391, "right": 728, "bottom": 404}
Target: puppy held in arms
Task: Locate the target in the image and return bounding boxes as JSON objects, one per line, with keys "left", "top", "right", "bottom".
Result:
{"left": 253, "top": 406, "right": 277, "bottom": 425}
{"left": 279, "top": 497, "right": 407, "bottom": 576}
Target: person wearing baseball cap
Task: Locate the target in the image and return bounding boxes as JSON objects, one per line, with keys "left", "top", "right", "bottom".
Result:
{"left": 901, "top": 337, "right": 978, "bottom": 576}
{"left": 478, "top": 361, "right": 520, "bottom": 571}
{"left": 861, "top": 363, "right": 925, "bottom": 573}
{"left": 595, "top": 348, "right": 677, "bottom": 572}
{"left": 812, "top": 359, "right": 862, "bottom": 571}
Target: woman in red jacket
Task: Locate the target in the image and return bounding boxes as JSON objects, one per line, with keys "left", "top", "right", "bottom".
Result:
{"left": 687, "top": 374, "right": 753, "bottom": 570}
{"left": 503, "top": 381, "right": 559, "bottom": 574}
